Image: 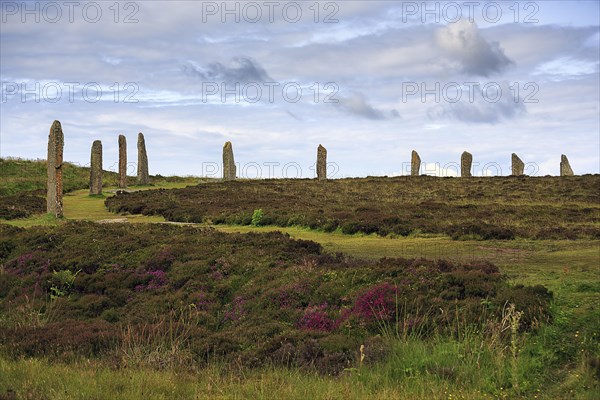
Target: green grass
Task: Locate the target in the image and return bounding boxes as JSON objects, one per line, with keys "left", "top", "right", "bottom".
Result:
{"left": 1, "top": 333, "right": 597, "bottom": 400}
{"left": 0, "top": 157, "right": 119, "bottom": 196}
{"left": 0, "top": 357, "right": 436, "bottom": 400}
{"left": 214, "top": 224, "right": 600, "bottom": 292}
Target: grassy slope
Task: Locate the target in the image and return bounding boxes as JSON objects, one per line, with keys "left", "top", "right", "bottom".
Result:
{"left": 0, "top": 157, "right": 120, "bottom": 195}
{"left": 105, "top": 176, "right": 600, "bottom": 240}
{"left": 0, "top": 160, "right": 598, "bottom": 399}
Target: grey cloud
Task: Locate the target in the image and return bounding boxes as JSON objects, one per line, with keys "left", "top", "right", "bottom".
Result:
{"left": 183, "top": 57, "right": 272, "bottom": 84}
{"left": 427, "top": 82, "right": 525, "bottom": 124}
{"left": 334, "top": 92, "right": 399, "bottom": 120}
{"left": 435, "top": 20, "right": 514, "bottom": 77}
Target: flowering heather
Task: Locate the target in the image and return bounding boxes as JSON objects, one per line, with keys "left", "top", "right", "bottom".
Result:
{"left": 135, "top": 270, "right": 168, "bottom": 292}
{"left": 5, "top": 252, "right": 50, "bottom": 276}
{"left": 210, "top": 264, "right": 225, "bottom": 281}
{"left": 353, "top": 283, "right": 398, "bottom": 322}
{"left": 224, "top": 296, "right": 248, "bottom": 322}
{"left": 333, "top": 308, "right": 353, "bottom": 329}
{"left": 194, "top": 291, "right": 213, "bottom": 311}
{"left": 278, "top": 283, "right": 308, "bottom": 308}
{"left": 298, "top": 309, "right": 334, "bottom": 332}
{"left": 277, "top": 290, "right": 292, "bottom": 308}
{"left": 144, "top": 247, "right": 175, "bottom": 271}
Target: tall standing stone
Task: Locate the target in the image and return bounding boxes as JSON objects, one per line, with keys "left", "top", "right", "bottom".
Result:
{"left": 411, "top": 150, "right": 421, "bottom": 176}
{"left": 511, "top": 153, "right": 525, "bottom": 176}
{"left": 317, "top": 145, "right": 327, "bottom": 181}
{"left": 223, "top": 141, "right": 236, "bottom": 181}
{"left": 90, "top": 140, "right": 103, "bottom": 195}
{"left": 118, "top": 135, "right": 127, "bottom": 188}
{"left": 461, "top": 151, "right": 473, "bottom": 177}
{"left": 46, "top": 120, "right": 64, "bottom": 218}
{"left": 137, "top": 132, "right": 149, "bottom": 185}
{"left": 560, "top": 154, "right": 574, "bottom": 176}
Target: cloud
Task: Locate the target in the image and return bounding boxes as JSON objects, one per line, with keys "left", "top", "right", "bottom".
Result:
{"left": 435, "top": 19, "right": 514, "bottom": 77}
{"left": 427, "top": 82, "right": 526, "bottom": 124}
{"left": 334, "top": 92, "right": 399, "bottom": 120}
{"left": 183, "top": 57, "right": 272, "bottom": 84}
{"left": 0, "top": 1, "right": 598, "bottom": 176}
{"left": 533, "top": 57, "right": 599, "bottom": 81}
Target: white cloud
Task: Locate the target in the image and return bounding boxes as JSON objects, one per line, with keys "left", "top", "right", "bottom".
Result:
{"left": 533, "top": 57, "right": 599, "bottom": 81}
{"left": 435, "top": 19, "right": 514, "bottom": 76}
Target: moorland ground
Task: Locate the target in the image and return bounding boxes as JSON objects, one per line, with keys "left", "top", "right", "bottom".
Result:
{"left": 0, "top": 158, "right": 598, "bottom": 399}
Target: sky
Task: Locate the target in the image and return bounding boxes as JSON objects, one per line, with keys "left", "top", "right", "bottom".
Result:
{"left": 1, "top": 0, "right": 599, "bottom": 178}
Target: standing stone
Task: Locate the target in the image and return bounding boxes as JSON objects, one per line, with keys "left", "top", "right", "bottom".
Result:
{"left": 461, "top": 151, "right": 473, "bottom": 177}
{"left": 46, "top": 120, "right": 64, "bottom": 218}
{"left": 222, "top": 141, "right": 236, "bottom": 181}
{"left": 118, "top": 135, "right": 127, "bottom": 188}
{"left": 90, "top": 140, "right": 103, "bottom": 195}
{"left": 317, "top": 144, "right": 327, "bottom": 181}
{"left": 137, "top": 132, "right": 149, "bottom": 184}
{"left": 511, "top": 153, "right": 525, "bottom": 176}
{"left": 560, "top": 154, "right": 574, "bottom": 176}
{"left": 411, "top": 150, "right": 421, "bottom": 176}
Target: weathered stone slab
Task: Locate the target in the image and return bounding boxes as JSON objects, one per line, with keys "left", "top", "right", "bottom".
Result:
{"left": 511, "top": 153, "right": 525, "bottom": 176}
{"left": 118, "top": 135, "right": 127, "bottom": 188}
{"left": 461, "top": 151, "right": 472, "bottom": 177}
{"left": 223, "top": 141, "right": 236, "bottom": 181}
{"left": 137, "top": 132, "right": 149, "bottom": 184}
{"left": 411, "top": 150, "right": 421, "bottom": 176}
{"left": 90, "top": 140, "right": 103, "bottom": 195}
{"left": 46, "top": 120, "right": 64, "bottom": 217}
{"left": 560, "top": 154, "right": 574, "bottom": 176}
{"left": 317, "top": 145, "right": 327, "bottom": 180}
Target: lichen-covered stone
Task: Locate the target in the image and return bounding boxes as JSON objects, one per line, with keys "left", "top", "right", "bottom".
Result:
{"left": 118, "top": 135, "right": 127, "bottom": 188}
{"left": 46, "top": 120, "right": 64, "bottom": 217}
{"left": 223, "top": 141, "right": 236, "bottom": 181}
{"left": 90, "top": 140, "right": 103, "bottom": 195}
{"left": 511, "top": 153, "right": 525, "bottom": 176}
{"left": 461, "top": 151, "right": 473, "bottom": 177}
{"left": 317, "top": 145, "right": 327, "bottom": 180}
{"left": 137, "top": 133, "right": 149, "bottom": 184}
{"left": 411, "top": 150, "right": 421, "bottom": 176}
{"left": 560, "top": 154, "right": 574, "bottom": 176}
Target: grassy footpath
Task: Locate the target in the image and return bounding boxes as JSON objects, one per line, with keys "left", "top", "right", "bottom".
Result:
{"left": 4, "top": 183, "right": 195, "bottom": 227}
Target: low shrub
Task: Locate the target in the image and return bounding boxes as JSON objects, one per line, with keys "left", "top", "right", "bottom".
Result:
{"left": 0, "top": 223, "right": 554, "bottom": 374}
{"left": 105, "top": 176, "right": 600, "bottom": 240}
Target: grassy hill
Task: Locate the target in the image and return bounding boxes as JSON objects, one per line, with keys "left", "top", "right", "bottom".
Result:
{"left": 0, "top": 157, "right": 121, "bottom": 196}
{"left": 106, "top": 175, "right": 600, "bottom": 240}
{"left": 1, "top": 160, "right": 598, "bottom": 398}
